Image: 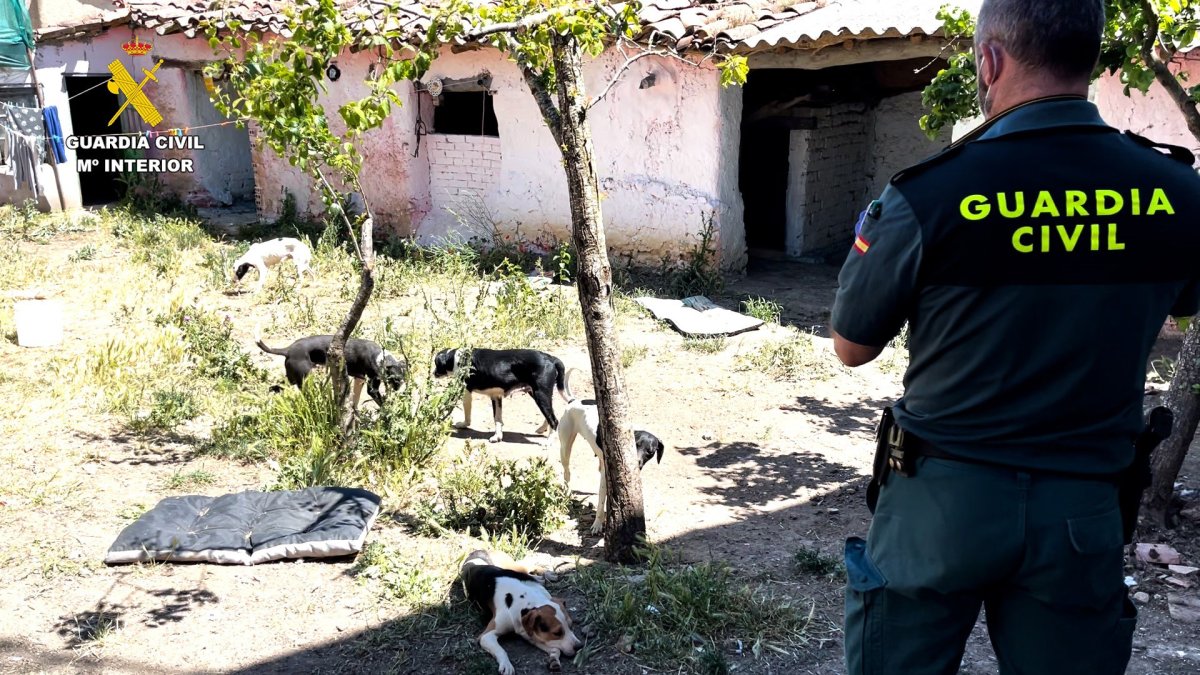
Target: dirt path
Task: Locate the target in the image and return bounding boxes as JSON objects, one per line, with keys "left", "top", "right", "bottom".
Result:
{"left": 1, "top": 229, "right": 1198, "bottom": 674}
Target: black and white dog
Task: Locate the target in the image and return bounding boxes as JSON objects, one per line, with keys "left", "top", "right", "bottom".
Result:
{"left": 557, "top": 369, "right": 666, "bottom": 534}
{"left": 233, "top": 237, "right": 313, "bottom": 292}
{"left": 257, "top": 332, "right": 407, "bottom": 410}
{"left": 432, "top": 348, "right": 567, "bottom": 443}
{"left": 461, "top": 549, "right": 581, "bottom": 674}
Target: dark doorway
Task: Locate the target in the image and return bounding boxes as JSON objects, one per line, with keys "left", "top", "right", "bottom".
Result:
{"left": 65, "top": 75, "right": 124, "bottom": 205}
{"left": 738, "top": 124, "right": 790, "bottom": 252}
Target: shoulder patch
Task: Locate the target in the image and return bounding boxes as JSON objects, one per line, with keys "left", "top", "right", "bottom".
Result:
{"left": 1123, "top": 130, "right": 1195, "bottom": 165}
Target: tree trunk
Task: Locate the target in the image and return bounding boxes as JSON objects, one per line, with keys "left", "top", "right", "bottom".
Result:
{"left": 1137, "top": 4, "right": 1200, "bottom": 522}
{"left": 1147, "top": 319, "right": 1200, "bottom": 525}
{"left": 328, "top": 213, "right": 376, "bottom": 434}
{"left": 526, "top": 34, "right": 647, "bottom": 563}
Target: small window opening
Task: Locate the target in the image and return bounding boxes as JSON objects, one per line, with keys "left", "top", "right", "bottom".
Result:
{"left": 432, "top": 91, "right": 498, "bottom": 136}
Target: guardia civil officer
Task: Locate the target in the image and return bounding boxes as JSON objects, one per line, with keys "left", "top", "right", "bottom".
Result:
{"left": 830, "top": 0, "right": 1200, "bottom": 673}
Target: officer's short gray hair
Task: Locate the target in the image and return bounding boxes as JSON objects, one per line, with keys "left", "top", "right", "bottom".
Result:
{"left": 976, "top": 0, "right": 1105, "bottom": 80}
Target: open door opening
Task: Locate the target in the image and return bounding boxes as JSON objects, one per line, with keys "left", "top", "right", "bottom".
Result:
{"left": 65, "top": 75, "right": 124, "bottom": 206}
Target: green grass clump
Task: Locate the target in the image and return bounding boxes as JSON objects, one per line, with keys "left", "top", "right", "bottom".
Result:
{"left": 576, "top": 544, "right": 811, "bottom": 671}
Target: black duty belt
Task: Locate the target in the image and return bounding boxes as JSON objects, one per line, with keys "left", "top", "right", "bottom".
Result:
{"left": 903, "top": 433, "right": 1125, "bottom": 485}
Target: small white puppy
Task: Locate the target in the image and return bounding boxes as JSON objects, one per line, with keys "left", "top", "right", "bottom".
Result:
{"left": 232, "top": 237, "right": 313, "bottom": 292}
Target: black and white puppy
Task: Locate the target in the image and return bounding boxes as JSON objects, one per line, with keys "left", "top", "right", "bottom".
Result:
{"left": 432, "top": 348, "right": 567, "bottom": 443}
{"left": 233, "top": 237, "right": 313, "bottom": 292}
{"left": 557, "top": 369, "right": 666, "bottom": 534}
{"left": 461, "top": 549, "right": 582, "bottom": 674}
{"left": 257, "top": 333, "right": 407, "bottom": 410}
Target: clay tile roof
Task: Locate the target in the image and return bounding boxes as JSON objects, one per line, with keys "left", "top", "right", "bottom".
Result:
{"left": 105, "top": 0, "right": 981, "bottom": 52}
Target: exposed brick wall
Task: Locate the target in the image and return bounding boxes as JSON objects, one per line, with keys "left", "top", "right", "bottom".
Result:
{"left": 783, "top": 95, "right": 948, "bottom": 257}
{"left": 784, "top": 103, "right": 872, "bottom": 256}
{"left": 427, "top": 134, "right": 502, "bottom": 232}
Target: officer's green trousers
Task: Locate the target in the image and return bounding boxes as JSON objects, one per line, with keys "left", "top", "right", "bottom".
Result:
{"left": 844, "top": 457, "right": 1135, "bottom": 675}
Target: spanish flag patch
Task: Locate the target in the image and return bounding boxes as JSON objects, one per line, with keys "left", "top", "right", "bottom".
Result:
{"left": 852, "top": 209, "right": 870, "bottom": 254}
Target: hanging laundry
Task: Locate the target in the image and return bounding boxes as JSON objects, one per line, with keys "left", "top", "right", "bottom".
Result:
{"left": 3, "top": 103, "right": 44, "bottom": 196}
{"left": 42, "top": 105, "right": 66, "bottom": 165}
{"left": 2, "top": 102, "right": 45, "bottom": 162}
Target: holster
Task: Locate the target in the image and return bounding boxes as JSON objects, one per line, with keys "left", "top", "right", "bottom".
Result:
{"left": 867, "top": 407, "right": 911, "bottom": 514}
{"left": 1118, "top": 406, "right": 1172, "bottom": 545}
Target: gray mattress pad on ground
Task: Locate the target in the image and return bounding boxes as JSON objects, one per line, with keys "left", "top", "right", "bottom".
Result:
{"left": 105, "top": 486, "right": 382, "bottom": 565}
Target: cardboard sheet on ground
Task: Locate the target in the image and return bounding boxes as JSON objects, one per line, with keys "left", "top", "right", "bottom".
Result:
{"left": 634, "top": 296, "right": 764, "bottom": 337}
{"left": 105, "top": 486, "right": 381, "bottom": 566}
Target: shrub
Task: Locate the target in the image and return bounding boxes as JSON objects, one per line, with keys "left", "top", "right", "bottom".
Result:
{"left": 155, "top": 305, "right": 263, "bottom": 383}
{"left": 576, "top": 543, "right": 810, "bottom": 669}
{"left": 418, "top": 445, "right": 570, "bottom": 546}
{"left": 207, "top": 363, "right": 461, "bottom": 496}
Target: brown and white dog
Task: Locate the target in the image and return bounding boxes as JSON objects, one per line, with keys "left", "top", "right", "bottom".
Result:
{"left": 233, "top": 237, "right": 313, "bottom": 292}
{"left": 557, "top": 369, "right": 666, "bottom": 534}
{"left": 461, "top": 549, "right": 582, "bottom": 674}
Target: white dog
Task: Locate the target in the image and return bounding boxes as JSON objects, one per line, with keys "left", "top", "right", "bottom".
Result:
{"left": 232, "top": 237, "right": 313, "bottom": 292}
{"left": 557, "top": 369, "right": 665, "bottom": 534}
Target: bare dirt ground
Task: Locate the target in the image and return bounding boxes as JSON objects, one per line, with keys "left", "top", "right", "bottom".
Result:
{"left": 1, "top": 222, "right": 1199, "bottom": 675}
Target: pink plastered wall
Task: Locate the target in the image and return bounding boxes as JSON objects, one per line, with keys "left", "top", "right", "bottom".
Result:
{"left": 410, "top": 46, "right": 743, "bottom": 269}
{"left": 1094, "top": 52, "right": 1200, "bottom": 163}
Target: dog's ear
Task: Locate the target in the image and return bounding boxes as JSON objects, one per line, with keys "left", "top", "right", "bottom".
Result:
{"left": 551, "top": 596, "right": 573, "bottom": 628}
{"left": 234, "top": 263, "right": 252, "bottom": 280}
{"left": 656, "top": 441, "right": 665, "bottom": 464}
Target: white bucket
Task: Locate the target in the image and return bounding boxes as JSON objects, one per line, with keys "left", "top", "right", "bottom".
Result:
{"left": 13, "top": 299, "right": 64, "bottom": 348}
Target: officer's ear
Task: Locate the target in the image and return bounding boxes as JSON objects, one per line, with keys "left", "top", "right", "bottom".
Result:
{"left": 978, "top": 43, "right": 1005, "bottom": 87}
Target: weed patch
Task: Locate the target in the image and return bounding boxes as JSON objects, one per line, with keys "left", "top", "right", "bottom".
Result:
{"left": 111, "top": 210, "right": 207, "bottom": 277}
{"left": 349, "top": 542, "right": 469, "bottom": 638}
{"left": 666, "top": 212, "right": 723, "bottom": 298}
{"left": 163, "top": 469, "right": 218, "bottom": 491}
{"left": 155, "top": 304, "right": 263, "bottom": 383}
{"left": 793, "top": 546, "right": 845, "bottom": 579}
{"left": 418, "top": 445, "right": 570, "bottom": 547}
{"left": 69, "top": 245, "right": 97, "bottom": 263}
{"left": 742, "top": 297, "right": 783, "bottom": 324}
{"left": 126, "top": 387, "right": 200, "bottom": 435}
{"left": 576, "top": 544, "right": 810, "bottom": 670}
{"left": 738, "top": 329, "right": 844, "bottom": 381}
{"left": 683, "top": 336, "right": 726, "bottom": 354}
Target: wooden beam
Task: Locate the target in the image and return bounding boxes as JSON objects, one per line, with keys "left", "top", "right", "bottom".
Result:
{"left": 747, "top": 38, "right": 949, "bottom": 70}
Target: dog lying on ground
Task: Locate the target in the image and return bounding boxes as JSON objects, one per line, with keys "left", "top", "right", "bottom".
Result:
{"left": 233, "top": 237, "right": 313, "bottom": 292}
{"left": 432, "top": 348, "right": 567, "bottom": 443}
{"left": 557, "top": 369, "right": 666, "bottom": 534}
{"left": 256, "top": 331, "right": 407, "bottom": 410}
{"left": 461, "top": 549, "right": 581, "bottom": 674}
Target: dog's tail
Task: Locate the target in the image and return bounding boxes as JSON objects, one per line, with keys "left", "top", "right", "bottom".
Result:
{"left": 253, "top": 323, "right": 288, "bottom": 356}
{"left": 562, "top": 367, "right": 582, "bottom": 403}
{"left": 554, "top": 360, "right": 573, "bottom": 401}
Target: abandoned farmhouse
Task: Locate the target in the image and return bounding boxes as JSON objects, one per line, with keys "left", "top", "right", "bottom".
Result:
{"left": 8, "top": 0, "right": 1196, "bottom": 271}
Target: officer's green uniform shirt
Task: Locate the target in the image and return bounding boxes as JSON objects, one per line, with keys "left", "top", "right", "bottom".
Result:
{"left": 831, "top": 98, "right": 1200, "bottom": 476}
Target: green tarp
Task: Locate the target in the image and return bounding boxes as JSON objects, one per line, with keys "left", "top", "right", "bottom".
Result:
{"left": 0, "top": 0, "right": 34, "bottom": 69}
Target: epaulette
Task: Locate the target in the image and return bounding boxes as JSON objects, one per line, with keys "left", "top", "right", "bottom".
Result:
{"left": 1123, "top": 130, "right": 1195, "bottom": 165}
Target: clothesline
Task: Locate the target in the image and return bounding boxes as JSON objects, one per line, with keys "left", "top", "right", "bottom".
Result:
{"left": 0, "top": 116, "right": 250, "bottom": 143}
